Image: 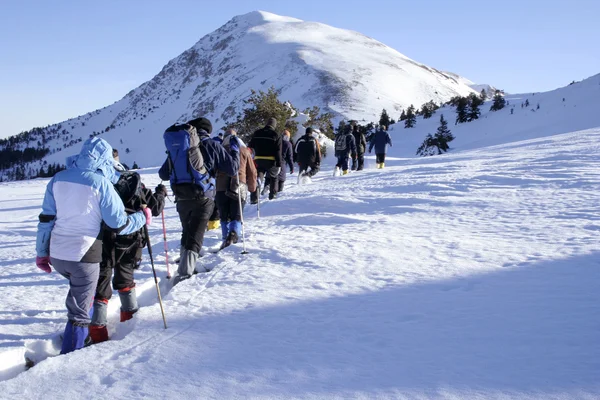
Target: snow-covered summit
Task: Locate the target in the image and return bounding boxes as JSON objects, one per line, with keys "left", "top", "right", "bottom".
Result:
{"left": 1, "top": 11, "right": 481, "bottom": 179}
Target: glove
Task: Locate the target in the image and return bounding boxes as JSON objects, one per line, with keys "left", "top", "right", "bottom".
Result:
{"left": 230, "top": 140, "right": 240, "bottom": 153}
{"left": 36, "top": 256, "right": 52, "bottom": 273}
{"left": 142, "top": 207, "right": 152, "bottom": 226}
{"left": 155, "top": 184, "right": 168, "bottom": 197}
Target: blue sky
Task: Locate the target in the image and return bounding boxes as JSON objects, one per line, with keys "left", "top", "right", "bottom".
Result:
{"left": 1, "top": 0, "right": 598, "bottom": 137}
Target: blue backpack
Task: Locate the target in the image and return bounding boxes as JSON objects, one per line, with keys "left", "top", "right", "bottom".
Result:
{"left": 163, "top": 124, "right": 215, "bottom": 195}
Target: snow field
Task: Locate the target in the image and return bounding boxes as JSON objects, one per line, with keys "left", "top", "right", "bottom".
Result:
{"left": 0, "top": 125, "right": 599, "bottom": 398}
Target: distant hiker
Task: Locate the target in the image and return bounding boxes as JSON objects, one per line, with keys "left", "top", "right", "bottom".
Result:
{"left": 89, "top": 175, "right": 166, "bottom": 343}
{"left": 295, "top": 127, "right": 321, "bottom": 179}
{"left": 334, "top": 124, "right": 357, "bottom": 176}
{"left": 248, "top": 117, "right": 282, "bottom": 201}
{"left": 351, "top": 122, "right": 367, "bottom": 171}
{"left": 369, "top": 125, "right": 392, "bottom": 169}
{"left": 159, "top": 117, "right": 239, "bottom": 281}
{"left": 263, "top": 129, "right": 294, "bottom": 194}
{"left": 216, "top": 130, "right": 257, "bottom": 249}
{"left": 278, "top": 129, "right": 295, "bottom": 192}
{"left": 132, "top": 161, "right": 139, "bottom": 169}
{"left": 35, "top": 137, "right": 149, "bottom": 354}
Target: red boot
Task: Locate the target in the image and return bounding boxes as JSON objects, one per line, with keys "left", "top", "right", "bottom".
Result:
{"left": 89, "top": 325, "right": 109, "bottom": 343}
{"left": 120, "top": 310, "right": 137, "bottom": 322}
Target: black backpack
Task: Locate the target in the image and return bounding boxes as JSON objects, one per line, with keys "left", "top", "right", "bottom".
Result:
{"left": 102, "top": 171, "right": 147, "bottom": 268}
{"left": 114, "top": 171, "right": 146, "bottom": 213}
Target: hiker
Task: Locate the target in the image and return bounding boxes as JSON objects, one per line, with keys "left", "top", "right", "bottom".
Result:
{"left": 35, "top": 137, "right": 149, "bottom": 354}
{"left": 89, "top": 174, "right": 166, "bottom": 343}
{"left": 215, "top": 129, "right": 257, "bottom": 249}
{"left": 369, "top": 125, "right": 393, "bottom": 169}
{"left": 159, "top": 117, "right": 239, "bottom": 281}
{"left": 248, "top": 117, "right": 282, "bottom": 201}
{"left": 334, "top": 125, "right": 357, "bottom": 176}
{"left": 351, "top": 123, "right": 367, "bottom": 171}
{"left": 294, "top": 127, "right": 321, "bottom": 179}
{"left": 263, "top": 129, "right": 294, "bottom": 194}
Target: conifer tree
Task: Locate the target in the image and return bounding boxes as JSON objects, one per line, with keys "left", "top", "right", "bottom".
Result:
{"left": 379, "top": 108, "right": 391, "bottom": 129}
{"left": 480, "top": 88, "right": 487, "bottom": 101}
{"left": 467, "top": 93, "right": 483, "bottom": 121}
{"left": 490, "top": 90, "right": 507, "bottom": 111}
{"left": 434, "top": 114, "right": 454, "bottom": 152}
{"left": 420, "top": 100, "right": 439, "bottom": 119}
{"left": 455, "top": 96, "right": 469, "bottom": 124}
{"left": 404, "top": 105, "right": 417, "bottom": 128}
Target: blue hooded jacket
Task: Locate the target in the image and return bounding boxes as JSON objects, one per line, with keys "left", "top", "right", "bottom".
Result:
{"left": 369, "top": 129, "right": 393, "bottom": 154}
{"left": 36, "top": 137, "right": 146, "bottom": 263}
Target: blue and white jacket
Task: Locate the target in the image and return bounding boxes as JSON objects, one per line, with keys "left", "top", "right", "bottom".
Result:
{"left": 36, "top": 137, "right": 146, "bottom": 263}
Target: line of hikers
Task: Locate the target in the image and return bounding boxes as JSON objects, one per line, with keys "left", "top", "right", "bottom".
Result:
{"left": 34, "top": 115, "right": 393, "bottom": 353}
{"left": 333, "top": 120, "right": 393, "bottom": 175}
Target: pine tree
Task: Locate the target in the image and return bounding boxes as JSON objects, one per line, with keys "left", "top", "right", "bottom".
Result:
{"left": 399, "top": 110, "right": 407, "bottom": 121}
{"left": 379, "top": 109, "right": 391, "bottom": 129}
{"left": 455, "top": 96, "right": 469, "bottom": 124}
{"left": 225, "top": 86, "right": 299, "bottom": 142}
{"left": 480, "top": 88, "right": 487, "bottom": 101}
{"left": 434, "top": 114, "right": 454, "bottom": 153}
{"left": 467, "top": 93, "right": 483, "bottom": 121}
{"left": 420, "top": 100, "right": 439, "bottom": 119}
{"left": 404, "top": 105, "right": 417, "bottom": 128}
{"left": 490, "top": 90, "right": 507, "bottom": 111}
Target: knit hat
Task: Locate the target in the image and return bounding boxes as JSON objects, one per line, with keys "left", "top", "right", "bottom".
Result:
{"left": 266, "top": 117, "right": 278, "bottom": 129}
{"left": 188, "top": 117, "right": 213, "bottom": 134}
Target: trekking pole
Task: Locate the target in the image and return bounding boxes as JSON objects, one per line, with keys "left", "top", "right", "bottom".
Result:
{"left": 236, "top": 174, "right": 249, "bottom": 255}
{"left": 256, "top": 179, "right": 261, "bottom": 219}
{"left": 143, "top": 223, "right": 168, "bottom": 329}
{"left": 161, "top": 210, "right": 171, "bottom": 279}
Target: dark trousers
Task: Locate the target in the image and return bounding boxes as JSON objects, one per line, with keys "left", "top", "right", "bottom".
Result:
{"left": 336, "top": 155, "right": 350, "bottom": 171}
{"left": 96, "top": 231, "right": 142, "bottom": 301}
{"left": 376, "top": 153, "right": 386, "bottom": 164}
{"left": 96, "top": 248, "right": 138, "bottom": 301}
{"left": 209, "top": 201, "right": 220, "bottom": 222}
{"left": 252, "top": 160, "right": 279, "bottom": 201}
{"left": 215, "top": 191, "right": 243, "bottom": 225}
{"left": 299, "top": 162, "right": 320, "bottom": 177}
{"left": 352, "top": 154, "right": 365, "bottom": 171}
{"left": 176, "top": 197, "right": 214, "bottom": 254}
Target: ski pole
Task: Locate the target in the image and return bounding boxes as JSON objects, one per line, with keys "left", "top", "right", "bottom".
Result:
{"left": 256, "top": 177, "right": 261, "bottom": 219}
{"left": 236, "top": 174, "right": 248, "bottom": 255}
{"left": 143, "top": 223, "right": 168, "bottom": 329}
{"left": 161, "top": 210, "right": 171, "bottom": 279}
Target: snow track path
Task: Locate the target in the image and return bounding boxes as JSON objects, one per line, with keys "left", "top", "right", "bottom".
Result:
{"left": 1, "top": 128, "right": 599, "bottom": 399}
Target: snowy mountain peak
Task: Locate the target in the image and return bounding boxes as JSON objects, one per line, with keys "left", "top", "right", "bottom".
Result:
{"left": 2, "top": 11, "right": 482, "bottom": 180}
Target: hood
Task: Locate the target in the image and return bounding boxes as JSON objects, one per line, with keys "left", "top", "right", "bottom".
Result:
{"left": 66, "top": 137, "right": 120, "bottom": 184}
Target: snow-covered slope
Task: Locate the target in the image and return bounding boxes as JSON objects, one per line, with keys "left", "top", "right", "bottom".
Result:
{"left": 0, "top": 124, "right": 599, "bottom": 398}
{"left": 386, "top": 73, "right": 600, "bottom": 158}
{"left": 1, "top": 10, "right": 480, "bottom": 180}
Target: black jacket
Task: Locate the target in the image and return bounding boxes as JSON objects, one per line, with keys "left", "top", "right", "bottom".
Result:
{"left": 352, "top": 128, "right": 367, "bottom": 156}
{"left": 248, "top": 125, "right": 283, "bottom": 167}
{"left": 294, "top": 133, "right": 321, "bottom": 165}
